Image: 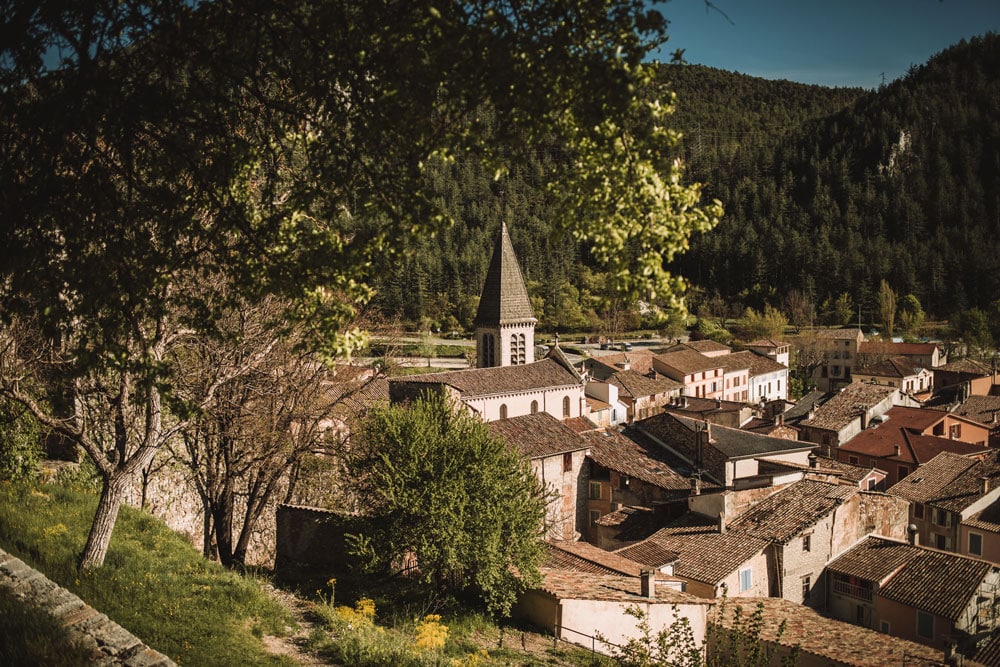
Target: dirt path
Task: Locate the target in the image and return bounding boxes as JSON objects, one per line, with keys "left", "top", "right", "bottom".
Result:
{"left": 260, "top": 585, "right": 327, "bottom": 666}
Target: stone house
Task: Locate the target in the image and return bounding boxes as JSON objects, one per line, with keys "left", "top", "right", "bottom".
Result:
{"left": 797, "top": 383, "right": 899, "bottom": 451}
{"left": 852, "top": 355, "right": 933, "bottom": 396}
{"left": 744, "top": 338, "right": 791, "bottom": 367}
{"left": 725, "top": 479, "right": 909, "bottom": 607}
{"left": 614, "top": 512, "right": 772, "bottom": 599}
{"left": 824, "top": 535, "right": 1000, "bottom": 657}
{"left": 487, "top": 412, "right": 591, "bottom": 541}
{"left": 799, "top": 327, "right": 865, "bottom": 392}
{"left": 931, "top": 393, "right": 1000, "bottom": 447}
{"left": 886, "top": 450, "right": 1000, "bottom": 553}
{"left": 580, "top": 428, "right": 711, "bottom": 540}
{"left": 633, "top": 412, "right": 815, "bottom": 490}
{"left": 731, "top": 349, "right": 789, "bottom": 403}
{"left": 834, "top": 405, "right": 992, "bottom": 488}
{"left": 662, "top": 395, "right": 753, "bottom": 429}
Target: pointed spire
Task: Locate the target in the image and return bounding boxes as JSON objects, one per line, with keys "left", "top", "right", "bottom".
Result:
{"left": 474, "top": 221, "right": 536, "bottom": 327}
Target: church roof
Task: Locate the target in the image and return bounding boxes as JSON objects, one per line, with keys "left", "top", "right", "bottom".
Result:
{"left": 474, "top": 222, "right": 536, "bottom": 327}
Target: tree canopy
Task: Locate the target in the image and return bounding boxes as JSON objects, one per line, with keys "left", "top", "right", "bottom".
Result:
{"left": 349, "top": 391, "right": 548, "bottom": 617}
{"left": 0, "top": 0, "right": 720, "bottom": 569}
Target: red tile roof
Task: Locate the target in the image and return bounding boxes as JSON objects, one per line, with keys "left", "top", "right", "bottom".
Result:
{"left": 879, "top": 549, "right": 994, "bottom": 621}
{"left": 545, "top": 540, "right": 679, "bottom": 579}
{"left": 887, "top": 451, "right": 1000, "bottom": 513}
{"left": 390, "top": 357, "right": 580, "bottom": 397}
{"left": 654, "top": 349, "right": 724, "bottom": 375}
{"left": 537, "top": 568, "right": 709, "bottom": 605}
{"left": 800, "top": 383, "right": 897, "bottom": 431}
{"left": 854, "top": 356, "right": 926, "bottom": 379}
{"left": 858, "top": 341, "right": 940, "bottom": 356}
{"left": 487, "top": 412, "right": 589, "bottom": 459}
{"left": 838, "top": 408, "right": 991, "bottom": 465}
{"left": 583, "top": 429, "right": 697, "bottom": 492}
{"left": 713, "top": 597, "right": 949, "bottom": 667}
{"left": 727, "top": 480, "right": 855, "bottom": 544}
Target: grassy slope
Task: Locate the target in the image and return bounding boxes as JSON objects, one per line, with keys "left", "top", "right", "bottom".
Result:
{"left": 0, "top": 482, "right": 296, "bottom": 667}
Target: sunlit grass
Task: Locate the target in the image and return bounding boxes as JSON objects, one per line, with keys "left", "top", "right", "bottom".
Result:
{"left": 0, "top": 482, "right": 296, "bottom": 667}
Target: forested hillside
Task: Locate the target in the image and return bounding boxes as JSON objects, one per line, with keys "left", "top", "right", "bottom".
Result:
{"left": 674, "top": 34, "right": 1000, "bottom": 323}
{"left": 371, "top": 34, "right": 1000, "bottom": 333}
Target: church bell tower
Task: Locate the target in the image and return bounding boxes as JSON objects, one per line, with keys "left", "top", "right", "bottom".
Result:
{"left": 474, "top": 222, "right": 536, "bottom": 368}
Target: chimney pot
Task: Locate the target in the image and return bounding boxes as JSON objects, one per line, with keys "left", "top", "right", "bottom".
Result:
{"left": 718, "top": 512, "right": 726, "bottom": 534}
{"left": 808, "top": 452, "right": 818, "bottom": 469}
{"left": 907, "top": 524, "right": 918, "bottom": 545}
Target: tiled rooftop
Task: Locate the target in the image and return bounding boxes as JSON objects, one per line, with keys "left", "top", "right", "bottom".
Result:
{"left": 607, "top": 370, "right": 681, "bottom": 400}
{"left": 662, "top": 396, "right": 747, "bottom": 416}
{"left": 390, "top": 357, "right": 580, "bottom": 397}
{"left": 838, "top": 416, "right": 990, "bottom": 465}
{"left": 826, "top": 536, "right": 923, "bottom": 583}
{"left": 854, "top": 355, "right": 925, "bottom": 379}
{"left": 487, "top": 412, "right": 590, "bottom": 460}
{"left": 712, "top": 597, "right": 948, "bottom": 667}
{"left": 800, "top": 383, "right": 897, "bottom": 431}
{"left": 944, "top": 395, "right": 1000, "bottom": 428}
{"left": 585, "top": 350, "right": 657, "bottom": 377}
{"left": 583, "top": 429, "right": 698, "bottom": 492}
{"left": 726, "top": 350, "right": 786, "bottom": 377}
{"left": 537, "top": 567, "right": 709, "bottom": 605}
{"left": 879, "top": 549, "right": 994, "bottom": 621}
{"left": 936, "top": 358, "right": 993, "bottom": 376}
{"left": 545, "top": 540, "right": 680, "bottom": 580}
{"left": 617, "top": 514, "right": 769, "bottom": 585}
{"left": 642, "top": 413, "right": 812, "bottom": 460}
{"left": 683, "top": 339, "right": 733, "bottom": 354}
{"left": 812, "top": 327, "right": 864, "bottom": 340}
{"left": 858, "top": 341, "right": 940, "bottom": 357}
{"left": 809, "top": 454, "right": 884, "bottom": 482}
{"left": 887, "top": 451, "right": 1000, "bottom": 513}
{"left": 745, "top": 338, "right": 788, "bottom": 349}
{"left": 727, "top": 480, "right": 855, "bottom": 544}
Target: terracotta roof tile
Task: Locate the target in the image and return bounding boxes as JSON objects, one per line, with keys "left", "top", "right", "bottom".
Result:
{"left": 545, "top": 541, "right": 680, "bottom": 579}
{"left": 727, "top": 350, "right": 787, "bottom": 377}
{"left": 826, "top": 536, "right": 923, "bottom": 583}
{"left": 839, "top": 411, "right": 991, "bottom": 465}
{"left": 946, "top": 395, "right": 1000, "bottom": 427}
{"left": 745, "top": 339, "right": 788, "bottom": 348}
{"left": 683, "top": 340, "right": 732, "bottom": 354}
{"left": 583, "top": 429, "right": 699, "bottom": 492}
{"left": 879, "top": 549, "right": 994, "bottom": 621}
{"left": 812, "top": 328, "right": 864, "bottom": 340}
{"left": 607, "top": 370, "right": 681, "bottom": 399}
{"left": 390, "top": 358, "right": 580, "bottom": 397}
{"left": 641, "top": 413, "right": 813, "bottom": 460}
{"left": 537, "top": 568, "right": 710, "bottom": 605}
{"left": 887, "top": 451, "right": 1000, "bottom": 513}
{"left": 728, "top": 480, "right": 855, "bottom": 543}
{"left": 858, "top": 341, "right": 940, "bottom": 356}
{"left": 936, "top": 358, "right": 993, "bottom": 376}
{"left": 617, "top": 515, "right": 769, "bottom": 585}
{"left": 714, "top": 597, "right": 948, "bottom": 667}
{"left": 487, "top": 412, "right": 589, "bottom": 459}
{"left": 800, "top": 383, "right": 897, "bottom": 431}
{"left": 854, "top": 355, "right": 925, "bottom": 378}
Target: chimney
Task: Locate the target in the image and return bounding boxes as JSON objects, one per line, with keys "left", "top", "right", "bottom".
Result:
{"left": 681, "top": 396, "right": 689, "bottom": 409}
{"left": 690, "top": 475, "right": 702, "bottom": 495}
{"left": 808, "top": 452, "right": 818, "bottom": 469}
{"left": 718, "top": 512, "right": 726, "bottom": 534}
{"left": 893, "top": 445, "right": 900, "bottom": 457}
{"left": 907, "top": 524, "right": 918, "bottom": 545}
{"left": 945, "top": 639, "right": 964, "bottom": 666}
{"left": 640, "top": 569, "right": 656, "bottom": 598}
{"left": 808, "top": 407, "right": 816, "bottom": 421}
{"left": 982, "top": 476, "right": 990, "bottom": 495}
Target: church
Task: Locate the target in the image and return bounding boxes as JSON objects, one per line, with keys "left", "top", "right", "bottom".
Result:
{"left": 388, "top": 222, "right": 590, "bottom": 423}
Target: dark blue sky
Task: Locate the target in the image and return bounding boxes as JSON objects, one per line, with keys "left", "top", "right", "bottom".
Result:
{"left": 654, "top": 0, "right": 1000, "bottom": 89}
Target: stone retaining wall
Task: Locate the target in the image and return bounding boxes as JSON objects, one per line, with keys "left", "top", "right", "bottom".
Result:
{"left": 0, "top": 547, "right": 175, "bottom": 666}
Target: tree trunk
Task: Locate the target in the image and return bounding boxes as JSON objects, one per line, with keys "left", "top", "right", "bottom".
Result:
{"left": 78, "top": 473, "right": 128, "bottom": 571}
{"left": 212, "top": 494, "right": 235, "bottom": 568}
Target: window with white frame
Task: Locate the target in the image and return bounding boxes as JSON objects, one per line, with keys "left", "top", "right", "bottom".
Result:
{"left": 739, "top": 567, "right": 753, "bottom": 592}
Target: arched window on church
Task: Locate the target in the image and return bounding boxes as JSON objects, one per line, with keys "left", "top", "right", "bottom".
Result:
{"left": 530, "top": 400, "right": 538, "bottom": 414}
{"left": 482, "top": 333, "right": 496, "bottom": 367}
{"left": 499, "top": 403, "right": 508, "bottom": 419}
{"left": 563, "top": 396, "right": 571, "bottom": 418}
